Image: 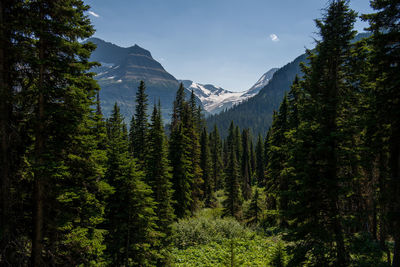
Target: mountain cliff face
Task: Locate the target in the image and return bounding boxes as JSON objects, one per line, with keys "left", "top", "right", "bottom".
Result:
{"left": 87, "top": 38, "right": 188, "bottom": 121}
{"left": 180, "top": 68, "right": 278, "bottom": 115}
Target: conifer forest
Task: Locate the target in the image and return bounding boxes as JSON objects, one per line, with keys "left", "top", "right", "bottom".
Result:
{"left": 0, "top": 0, "right": 400, "bottom": 266}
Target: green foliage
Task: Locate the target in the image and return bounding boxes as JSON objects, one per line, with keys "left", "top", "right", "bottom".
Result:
{"left": 170, "top": 213, "right": 288, "bottom": 266}
{"left": 200, "top": 127, "right": 215, "bottom": 207}
{"left": 104, "top": 103, "right": 159, "bottom": 266}
{"left": 132, "top": 80, "right": 149, "bottom": 162}
{"left": 223, "top": 124, "right": 243, "bottom": 219}
{"left": 269, "top": 241, "right": 287, "bottom": 267}
{"left": 146, "top": 103, "right": 175, "bottom": 251}
{"left": 245, "top": 188, "right": 262, "bottom": 225}
{"left": 209, "top": 124, "right": 224, "bottom": 190}
{"left": 171, "top": 215, "right": 252, "bottom": 249}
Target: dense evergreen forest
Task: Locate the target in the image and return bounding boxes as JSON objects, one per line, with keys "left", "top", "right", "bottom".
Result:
{"left": 0, "top": 0, "right": 399, "bottom": 266}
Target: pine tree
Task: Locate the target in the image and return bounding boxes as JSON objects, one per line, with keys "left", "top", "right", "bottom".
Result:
{"left": 0, "top": 1, "right": 28, "bottom": 263}
{"left": 105, "top": 103, "right": 158, "bottom": 266}
{"left": 200, "top": 127, "right": 214, "bottom": 207}
{"left": 185, "top": 90, "right": 203, "bottom": 212}
{"left": 267, "top": 96, "right": 289, "bottom": 227}
{"left": 246, "top": 189, "right": 262, "bottom": 225}
{"left": 241, "top": 129, "right": 252, "bottom": 200}
{"left": 364, "top": 2, "right": 400, "bottom": 266}
{"left": 146, "top": 103, "right": 175, "bottom": 250}
{"left": 169, "top": 83, "right": 193, "bottom": 218}
{"left": 132, "top": 80, "right": 149, "bottom": 162}
{"left": 128, "top": 114, "right": 135, "bottom": 155}
{"left": 210, "top": 124, "right": 224, "bottom": 190}
{"left": 255, "top": 134, "right": 266, "bottom": 186}
{"left": 223, "top": 123, "right": 243, "bottom": 219}
{"left": 286, "top": 1, "right": 357, "bottom": 265}
{"left": 250, "top": 139, "right": 256, "bottom": 184}
{"left": 10, "top": 1, "right": 110, "bottom": 265}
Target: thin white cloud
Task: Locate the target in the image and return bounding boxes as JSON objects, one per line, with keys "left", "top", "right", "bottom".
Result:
{"left": 88, "top": 11, "right": 100, "bottom": 18}
{"left": 269, "top": 33, "right": 279, "bottom": 42}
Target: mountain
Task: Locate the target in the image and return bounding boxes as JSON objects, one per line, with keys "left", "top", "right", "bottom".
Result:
{"left": 180, "top": 80, "right": 244, "bottom": 114}
{"left": 180, "top": 68, "right": 278, "bottom": 115}
{"left": 206, "top": 54, "right": 306, "bottom": 137}
{"left": 206, "top": 32, "right": 371, "bottom": 138}
{"left": 242, "top": 68, "right": 279, "bottom": 97}
{"left": 87, "top": 37, "right": 195, "bottom": 121}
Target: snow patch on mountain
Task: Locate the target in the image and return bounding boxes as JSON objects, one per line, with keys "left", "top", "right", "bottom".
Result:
{"left": 180, "top": 68, "right": 278, "bottom": 115}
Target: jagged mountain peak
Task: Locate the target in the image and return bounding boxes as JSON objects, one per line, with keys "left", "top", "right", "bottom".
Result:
{"left": 243, "top": 68, "right": 279, "bottom": 97}
{"left": 86, "top": 37, "right": 153, "bottom": 63}
{"left": 180, "top": 67, "right": 278, "bottom": 115}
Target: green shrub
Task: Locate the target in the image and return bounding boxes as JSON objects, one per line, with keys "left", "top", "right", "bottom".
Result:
{"left": 268, "top": 241, "right": 287, "bottom": 267}
{"left": 171, "top": 215, "right": 253, "bottom": 249}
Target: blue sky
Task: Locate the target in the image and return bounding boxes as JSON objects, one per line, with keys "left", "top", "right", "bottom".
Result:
{"left": 85, "top": 0, "right": 373, "bottom": 92}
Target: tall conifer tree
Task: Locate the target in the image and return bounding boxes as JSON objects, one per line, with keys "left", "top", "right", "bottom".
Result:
{"left": 255, "top": 134, "right": 265, "bottom": 186}
{"left": 132, "top": 80, "right": 148, "bottom": 162}
{"left": 364, "top": 2, "right": 400, "bottom": 265}
{"left": 223, "top": 124, "right": 243, "bottom": 219}
{"left": 210, "top": 124, "right": 224, "bottom": 190}
{"left": 200, "top": 127, "right": 214, "bottom": 206}
{"left": 285, "top": 1, "right": 356, "bottom": 265}
{"left": 146, "top": 103, "right": 175, "bottom": 249}
{"left": 105, "top": 103, "right": 158, "bottom": 266}
{"left": 169, "top": 83, "right": 193, "bottom": 218}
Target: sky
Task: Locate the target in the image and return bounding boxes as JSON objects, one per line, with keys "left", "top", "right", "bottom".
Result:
{"left": 85, "top": 0, "right": 373, "bottom": 92}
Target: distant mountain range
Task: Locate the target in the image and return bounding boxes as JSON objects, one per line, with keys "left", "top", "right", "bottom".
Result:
{"left": 87, "top": 37, "right": 277, "bottom": 121}
{"left": 180, "top": 68, "right": 278, "bottom": 115}
{"left": 87, "top": 33, "right": 368, "bottom": 133}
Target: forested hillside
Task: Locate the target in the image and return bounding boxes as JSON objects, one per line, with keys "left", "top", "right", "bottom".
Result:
{"left": 206, "top": 32, "right": 372, "bottom": 138}
{"left": 0, "top": 0, "right": 399, "bottom": 266}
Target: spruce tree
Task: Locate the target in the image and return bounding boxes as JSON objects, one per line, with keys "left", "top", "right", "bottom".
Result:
{"left": 169, "top": 83, "right": 193, "bottom": 218}
{"left": 185, "top": 91, "right": 203, "bottom": 212}
{"left": 128, "top": 114, "right": 135, "bottom": 155}
{"left": 12, "top": 1, "right": 109, "bottom": 265}
{"left": 246, "top": 188, "right": 262, "bottom": 225}
{"left": 286, "top": 1, "right": 357, "bottom": 265}
{"left": 364, "top": 2, "right": 400, "bottom": 265}
{"left": 132, "top": 80, "right": 149, "bottom": 162}
{"left": 105, "top": 103, "right": 158, "bottom": 266}
{"left": 250, "top": 139, "right": 256, "bottom": 184}
{"left": 223, "top": 142, "right": 243, "bottom": 219}
{"left": 0, "top": 1, "right": 28, "bottom": 263}
{"left": 146, "top": 103, "right": 175, "bottom": 249}
{"left": 210, "top": 124, "right": 224, "bottom": 190}
{"left": 200, "top": 127, "right": 214, "bottom": 207}
{"left": 255, "top": 134, "right": 265, "bottom": 186}
{"left": 241, "top": 129, "right": 252, "bottom": 200}
{"left": 223, "top": 122, "right": 243, "bottom": 219}
{"left": 267, "top": 96, "right": 289, "bottom": 227}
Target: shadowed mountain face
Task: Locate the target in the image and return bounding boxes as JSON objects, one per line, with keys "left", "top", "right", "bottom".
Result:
{"left": 87, "top": 37, "right": 188, "bottom": 122}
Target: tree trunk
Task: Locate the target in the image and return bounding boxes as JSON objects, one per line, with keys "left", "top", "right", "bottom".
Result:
{"left": 32, "top": 30, "right": 45, "bottom": 267}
